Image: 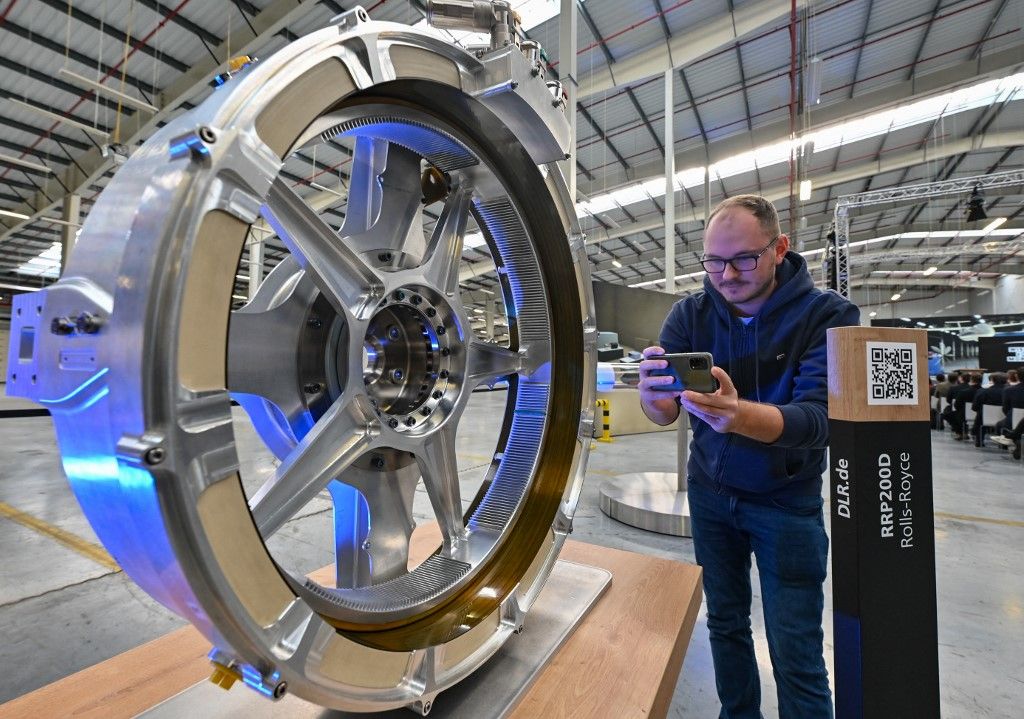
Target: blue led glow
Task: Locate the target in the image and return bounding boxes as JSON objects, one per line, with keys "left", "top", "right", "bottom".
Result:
{"left": 168, "top": 134, "right": 212, "bottom": 161}
{"left": 241, "top": 664, "right": 282, "bottom": 698}
{"left": 340, "top": 122, "right": 473, "bottom": 169}
{"left": 62, "top": 453, "right": 119, "bottom": 483}
{"left": 38, "top": 367, "right": 109, "bottom": 405}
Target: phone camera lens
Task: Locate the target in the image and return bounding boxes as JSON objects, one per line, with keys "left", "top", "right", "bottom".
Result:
{"left": 690, "top": 358, "right": 704, "bottom": 369}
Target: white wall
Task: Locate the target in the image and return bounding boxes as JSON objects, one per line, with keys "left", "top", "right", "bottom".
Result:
{"left": 993, "top": 275, "right": 1024, "bottom": 314}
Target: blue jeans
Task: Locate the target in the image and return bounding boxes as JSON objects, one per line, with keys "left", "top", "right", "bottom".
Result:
{"left": 688, "top": 480, "right": 832, "bottom": 719}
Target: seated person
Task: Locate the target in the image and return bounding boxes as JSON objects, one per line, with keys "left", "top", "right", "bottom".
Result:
{"left": 942, "top": 372, "right": 974, "bottom": 439}
{"left": 972, "top": 372, "right": 1007, "bottom": 446}
{"left": 932, "top": 372, "right": 951, "bottom": 429}
{"left": 997, "top": 370, "right": 1024, "bottom": 434}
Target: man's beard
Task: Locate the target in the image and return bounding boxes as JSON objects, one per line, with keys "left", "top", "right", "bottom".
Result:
{"left": 716, "top": 273, "right": 776, "bottom": 309}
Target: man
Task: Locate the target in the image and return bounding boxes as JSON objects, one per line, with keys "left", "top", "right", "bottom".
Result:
{"left": 996, "top": 370, "right": 1023, "bottom": 435}
{"left": 638, "top": 195, "right": 859, "bottom": 718}
{"left": 995, "top": 370, "right": 1024, "bottom": 459}
{"left": 932, "top": 372, "right": 951, "bottom": 430}
{"left": 948, "top": 373, "right": 982, "bottom": 440}
{"left": 941, "top": 372, "right": 967, "bottom": 433}
{"left": 971, "top": 372, "right": 1007, "bottom": 446}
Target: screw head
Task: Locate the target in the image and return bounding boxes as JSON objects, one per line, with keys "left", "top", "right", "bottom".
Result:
{"left": 420, "top": 407, "right": 431, "bottom": 416}
{"left": 388, "top": 325, "right": 401, "bottom": 340}
{"left": 432, "top": 390, "right": 443, "bottom": 399}
{"left": 405, "top": 417, "right": 416, "bottom": 426}
{"left": 436, "top": 325, "right": 446, "bottom": 335}
{"left": 439, "top": 370, "right": 449, "bottom": 379}
{"left": 371, "top": 456, "right": 385, "bottom": 469}
{"left": 388, "top": 418, "right": 400, "bottom": 429}
{"left": 411, "top": 295, "right": 422, "bottom": 305}
{"left": 441, "top": 348, "right": 451, "bottom": 357}
{"left": 394, "top": 290, "right": 406, "bottom": 301}
{"left": 75, "top": 312, "right": 103, "bottom": 334}
{"left": 197, "top": 125, "right": 217, "bottom": 143}
{"left": 273, "top": 682, "right": 287, "bottom": 699}
{"left": 425, "top": 308, "right": 437, "bottom": 318}
{"left": 303, "top": 382, "right": 322, "bottom": 394}
{"left": 378, "top": 252, "right": 393, "bottom": 263}
{"left": 50, "top": 316, "right": 75, "bottom": 335}
{"left": 307, "top": 316, "right": 323, "bottom": 329}
{"left": 144, "top": 447, "right": 165, "bottom": 465}
{"left": 391, "top": 369, "right": 404, "bottom": 382}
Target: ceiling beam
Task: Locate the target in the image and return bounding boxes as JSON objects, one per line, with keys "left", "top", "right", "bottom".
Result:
{"left": 853, "top": 277, "right": 999, "bottom": 290}
{"left": 576, "top": 0, "right": 804, "bottom": 100}
{"left": 583, "top": 42, "right": 1024, "bottom": 196}
{"left": 579, "top": 129, "right": 1023, "bottom": 244}
{"left": 0, "top": 0, "right": 311, "bottom": 245}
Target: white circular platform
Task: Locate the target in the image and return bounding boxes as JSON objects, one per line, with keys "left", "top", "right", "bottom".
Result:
{"left": 598, "top": 471, "right": 692, "bottom": 537}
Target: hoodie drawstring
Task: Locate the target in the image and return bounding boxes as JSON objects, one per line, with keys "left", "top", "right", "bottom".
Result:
{"left": 754, "top": 318, "right": 761, "bottom": 403}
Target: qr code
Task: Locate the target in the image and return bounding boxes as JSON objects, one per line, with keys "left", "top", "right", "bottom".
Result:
{"left": 866, "top": 341, "right": 917, "bottom": 405}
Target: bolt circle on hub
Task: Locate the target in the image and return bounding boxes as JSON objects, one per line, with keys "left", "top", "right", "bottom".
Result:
{"left": 362, "top": 286, "right": 462, "bottom": 432}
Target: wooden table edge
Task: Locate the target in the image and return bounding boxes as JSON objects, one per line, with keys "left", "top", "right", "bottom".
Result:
{"left": 1, "top": 540, "right": 703, "bottom": 719}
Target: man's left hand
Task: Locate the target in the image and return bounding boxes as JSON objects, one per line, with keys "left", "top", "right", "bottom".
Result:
{"left": 680, "top": 366, "right": 739, "bottom": 434}
{"left": 681, "top": 366, "right": 784, "bottom": 443}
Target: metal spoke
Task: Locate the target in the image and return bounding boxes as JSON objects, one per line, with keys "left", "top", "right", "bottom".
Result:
{"left": 420, "top": 184, "right": 473, "bottom": 295}
{"left": 339, "top": 136, "right": 388, "bottom": 236}
{"left": 228, "top": 259, "right": 322, "bottom": 457}
{"left": 263, "top": 177, "right": 384, "bottom": 320}
{"left": 327, "top": 460, "right": 419, "bottom": 587}
{"left": 466, "top": 339, "right": 522, "bottom": 388}
{"left": 339, "top": 139, "right": 428, "bottom": 264}
{"left": 250, "top": 391, "right": 380, "bottom": 538}
{"left": 415, "top": 424, "right": 465, "bottom": 553}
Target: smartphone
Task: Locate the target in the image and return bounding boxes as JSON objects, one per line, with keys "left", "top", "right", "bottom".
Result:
{"left": 649, "top": 352, "right": 719, "bottom": 393}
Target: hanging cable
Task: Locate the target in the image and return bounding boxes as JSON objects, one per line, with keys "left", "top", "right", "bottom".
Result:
{"left": 113, "top": 1, "right": 136, "bottom": 144}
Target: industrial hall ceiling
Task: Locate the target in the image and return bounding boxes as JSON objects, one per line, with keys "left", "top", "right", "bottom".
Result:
{"left": 0, "top": 0, "right": 1021, "bottom": 332}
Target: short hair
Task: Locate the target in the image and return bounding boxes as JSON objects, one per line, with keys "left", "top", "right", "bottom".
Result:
{"left": 936, "top": 373, "right": 946, "bottom": 382}
{"left": 707, "top": 194, "right": 781, "bottom": 240}
{"left": 970, "top": 373, "right": 983, "bottom": 384}
{"left": 992, "top": 372, "right": 1008, "bottom": 385}
{"left": 1009, "top": 369, "right": 1019, "bottom": 382}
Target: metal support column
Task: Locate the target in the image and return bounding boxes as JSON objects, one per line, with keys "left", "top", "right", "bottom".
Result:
{"left": 559, "top": 0, "right": 578, "bottom": 202}
{"left": 59, "top": 194, "right": 81, "bottom": 277}
{"left": 598, "top": 72, "right": 693, "bottom": 536}
{"left": 664, "top": 69, "right": 675, "bottom": 294}
{"left": 704, "top": 167, "right": 712, "bottom": 224}
{"left": 247, "top": 233, "right": 264, "bottom": 301}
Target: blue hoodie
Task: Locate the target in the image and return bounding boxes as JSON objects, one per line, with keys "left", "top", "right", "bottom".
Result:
{"left": 660, "top": 251, "right": 860, "bottom": 499}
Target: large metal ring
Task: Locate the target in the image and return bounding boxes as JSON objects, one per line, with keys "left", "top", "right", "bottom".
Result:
{"left": 17, "top": 14, "right": 595, "bottom": 712}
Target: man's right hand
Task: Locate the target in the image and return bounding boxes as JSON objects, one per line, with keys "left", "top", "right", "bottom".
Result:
{"left": 638, "top": 346, "right": 682, "bottom": 426}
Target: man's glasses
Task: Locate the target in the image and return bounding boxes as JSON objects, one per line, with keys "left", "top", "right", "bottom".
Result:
{"left": 700, "top": 237, "right": 778, "bottom": 273}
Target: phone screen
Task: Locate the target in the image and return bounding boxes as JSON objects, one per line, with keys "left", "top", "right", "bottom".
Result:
{"left": 650, "top": 352, "right": 719, "bottom": 393}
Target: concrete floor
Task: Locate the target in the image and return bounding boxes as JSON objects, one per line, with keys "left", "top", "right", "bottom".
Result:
{"left": 0, "top": 390, "right": 1022, "bottom": 717}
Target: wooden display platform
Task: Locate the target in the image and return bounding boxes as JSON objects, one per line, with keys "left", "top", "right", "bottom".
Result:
{"left": 0, "top": 533, "right": 702, "bottom": 719}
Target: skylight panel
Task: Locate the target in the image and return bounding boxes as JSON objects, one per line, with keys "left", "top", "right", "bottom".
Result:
{"left": 581, "top": 72, "right": 1023, "bottom": 220}
{"left": 514, "top": 0, "right": 562, "bottom": 30}
{"left": 676, "top": 167, "right": 706, "bottom": 188}
{"left": 610, "top": 183, "right": 652, "bottom": 206}
{"left": 16, "top": 241, "right": 61, "bottom": 278}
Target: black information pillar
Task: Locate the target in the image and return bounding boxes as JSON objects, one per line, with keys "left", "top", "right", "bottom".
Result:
{"left": 827, "top": 327, "right": 940, "bottom": 719}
